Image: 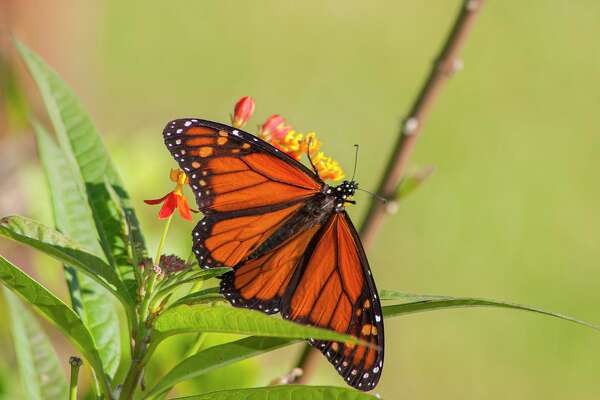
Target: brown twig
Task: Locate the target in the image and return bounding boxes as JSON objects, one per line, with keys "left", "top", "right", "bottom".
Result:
{"left": 294, "top": 0, "right": 486, "bottom": 384}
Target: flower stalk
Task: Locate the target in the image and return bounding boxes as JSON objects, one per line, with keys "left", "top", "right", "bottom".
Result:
{"left": 120, "top": 212, "right": 175, "bottom": 399}
{"left": 68, "top": 356, "right": 83, "bottom": 400}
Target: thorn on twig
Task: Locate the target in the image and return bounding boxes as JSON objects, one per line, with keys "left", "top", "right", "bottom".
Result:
{"left": 437, "top": 58, "right": 464, "bottom": 77}
{"left": 452, "top": 58, "right": 464, "bottom": 73}
{"left": 403, "top": 117, "right": 419, "bottom": 136}
{"left": 270, "top": 368, "right": 303, "bottom": 385}
{"left": 385, "top": 201, "right": 399, "bottom": 215}
{"left": 466, "top": 0, "right": 482, "bottom": 11}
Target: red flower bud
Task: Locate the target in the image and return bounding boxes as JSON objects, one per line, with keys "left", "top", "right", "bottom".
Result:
{"left": 231, "top": 96, "right": 255, "bottom": 128}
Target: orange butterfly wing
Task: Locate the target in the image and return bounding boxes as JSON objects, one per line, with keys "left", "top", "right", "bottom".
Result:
{"left": 164, "top": 119, "right": 384, "bottom": 390}
{"left": 163, "top": 119, "right": 321, "bottom": 268}
{"left": 220, "top": 223, "right": 323, "bottom": 313}
{"left": 282, "top": 212, "right": 384, "bottom": 391}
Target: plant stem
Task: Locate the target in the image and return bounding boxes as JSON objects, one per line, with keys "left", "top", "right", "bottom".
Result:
{"left": 69, "top": 357, "right": 83, "bottom": 400}
{"left": 120, "top": 214, "right": 174, "bottom": 399}
{"left": 119, "top": 332, "right": 159, "bottom": 399}
{"left": 293, "top": 0, "right": 486, "bottom": 384}
{"left": 142, "top": 214, "right": 174, "bottom": 320}
{"left": 155, "top": 214, "right": 173, "bottom": 266}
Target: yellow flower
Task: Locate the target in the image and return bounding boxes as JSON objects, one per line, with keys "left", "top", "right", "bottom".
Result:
{"left": 312, "top": 152, "right": 345, "bottom": 181}
{"left": 270, "top": 129, "right": 344, "bottom": 181}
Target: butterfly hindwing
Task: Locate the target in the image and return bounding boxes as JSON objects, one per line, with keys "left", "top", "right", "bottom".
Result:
{"left": 282, "top": 212, "right": 384, "bottom": 391}
{"left": 220, "top": 223, "right": 323, "bottom": 314}
{"left": 191, "top": 203, "right": 304, "bottom": 268}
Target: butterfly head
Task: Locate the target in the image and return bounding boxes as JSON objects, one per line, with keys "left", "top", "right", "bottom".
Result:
{"left": 331, "top": 180, "right": 358, "bottom": 211}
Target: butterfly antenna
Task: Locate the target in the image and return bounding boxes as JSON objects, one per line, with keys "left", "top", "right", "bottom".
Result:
{"left": 351, "top": 144, "right": 359, "bottom": 182}
{"left": 357, "top": 187, "right": 387, "bottom": 204}
{"left": 306, "top": 137, "right": 320, "bottom": 178}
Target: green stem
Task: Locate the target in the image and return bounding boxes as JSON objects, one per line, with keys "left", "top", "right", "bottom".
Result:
{"left": 120, "top": 214, "right": 174, "bottom": 399}
{"left": 151, "top": 273, "right": 204, "bottom": 304}
{"left": 185, "top": 250, "right": 195, "bottom": 265}
{"left": 119, "top": 329, "right": 159, "bottom": 399}
{"left": 141, "top": 214, "right": 173, "bottom": 322}
{"left": 155, "top": 214, "right": 173, "bottom": 266}
{"left": 68, "top": 357, "right": 83, "bottom": 400}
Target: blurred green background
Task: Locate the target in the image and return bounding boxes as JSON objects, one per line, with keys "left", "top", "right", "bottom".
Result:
{"left": 1, "top": 0, "right": 600, "bottom": 399}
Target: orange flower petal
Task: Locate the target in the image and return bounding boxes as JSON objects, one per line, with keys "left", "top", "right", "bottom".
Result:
{"left": 144, "top": 192, "right": 170, "bottom": 205}
{"left": 177, "top": 195, "right": 193, "bottom": 221}
{"left": 158, "top": 193, "right": 178, "bottom": 219}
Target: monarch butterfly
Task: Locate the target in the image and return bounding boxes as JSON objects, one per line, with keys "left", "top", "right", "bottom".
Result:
{"left": 163, "top": 118, "right": 384, "bottom": 391}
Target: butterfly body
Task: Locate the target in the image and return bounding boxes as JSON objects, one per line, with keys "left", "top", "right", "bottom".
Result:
{"left": 163, "top": 119, "right": 384, "bottom": 391}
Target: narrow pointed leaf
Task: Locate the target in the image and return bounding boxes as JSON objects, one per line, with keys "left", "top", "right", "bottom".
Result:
{"left": 0, "top": 256, "right": 110, "bottom": 396}
{"left": 395, "top": 165, "right": 435, "bottom": 200}
{"left": 168, "top": 385, "right": 378, "bottom": 400}
{"left": 381, "top": 289, "right": 600, "bottom": 331}
{"left": 144, "top": 337, "right": 293, "bottom": 399}
{"left": 194, "top": 267, "right": 231, "bottom": 281}
{"left": 170, "top": 287, "right": 225, "bottom": 308}
{"left": 17, "top": 38, "right": 146, "bottom": 301}
{"left": 31, "top": 121, "right": 123, "bottom": 378}
{"left": 155, "top": 305, "right": 374, "bottom": 347}
{"left": 4, "top": 288, "right": 68, "bottom": 400}
{"left": 103, "top": 178, "right": 141, "bottom": 298}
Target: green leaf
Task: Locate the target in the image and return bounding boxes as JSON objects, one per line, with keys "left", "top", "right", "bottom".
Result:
{"left": 103, "top": 177, "right": 143, "bottom": 297}
{"left": 31, "top": 120, "right": 125, "bottom": 379}
{"left": 155, "top": 305, "right": 373, "bottom": 346}
{"left": 3, "top": 288, "right": 68, "bottom": 400}
{"left": 0, "top": 215, "right": 128, "bottom": 304}
{"left": 16, "top": 39, "right": 146, "bottom": 299}
{"left": 168, "top": 385, "right": 378, "bottom": 400}
{"left": 159, "top": 269, "right": 231, "bottom": 307}
{"left": 17, "top": 39, "right": 133, "bottom": 377}
{"left": 0, "top": 255, "right": 110, "bottom": 397}
{"left": 170, "top": 287, "right": 225, "bottom": 308}
{"left": 159, "top": 268, "right": 231, "bottom": 293}
{"left": 380, "top": 289, "right": 600, "bottom": 331}
{"left": 193, "top": 267, "right": 232, "bottom": 281}
{"left": 395, "top": 165, "right": 435, "bottom": 200}
{"left": 144, "top": 337, "right": 293, "bottom": 399}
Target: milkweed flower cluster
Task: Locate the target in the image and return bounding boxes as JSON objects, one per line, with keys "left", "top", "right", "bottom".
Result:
{"left": 232, "top": 97, "right": 345, "bottom": 181}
